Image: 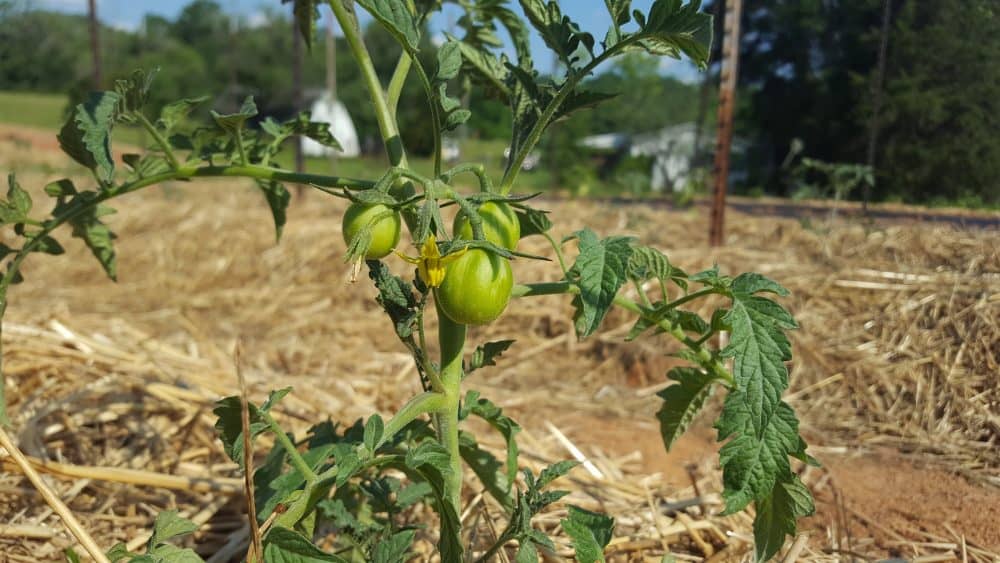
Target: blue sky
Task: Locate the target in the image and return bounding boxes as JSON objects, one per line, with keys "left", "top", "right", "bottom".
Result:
{"left": 34, "top": 0, "right": 703, "bottom": 81}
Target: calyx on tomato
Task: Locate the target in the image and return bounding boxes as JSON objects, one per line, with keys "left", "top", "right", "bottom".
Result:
{"left": 436, "top": 248, "right": 513, "bottom": 325}
{"left": 341, "top": 202, "right": 401, "bottom": 259}
{"left": 453, "top": 201, "right": 520, "bottom": 251}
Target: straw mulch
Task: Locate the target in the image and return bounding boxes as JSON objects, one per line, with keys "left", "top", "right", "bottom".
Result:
{"left": 0, "top": 141, "right": 998, "bottom": 561}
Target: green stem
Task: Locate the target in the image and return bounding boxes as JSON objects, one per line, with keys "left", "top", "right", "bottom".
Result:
{"left": 435, "top": 300, "right": 466, "bottom": 517}
{"left": 512, "top": 282, "right": 734, "bottom": 386}
{"left": 387, "top": 52, "right": 413, "bottom": 117}
{"left": 234, "top": 129, "right": 249, "bottom": 166}
{"left": 375, "top": 391, "right": 447, "bottom": 450}
{"left": 542, "top": 232, "right": 570, "bottom": 276}
{"left": 499, "top": 41, "right": 637, "bottom": 194}
{"left": 328, "top": 0, "right": 408, "bottom": 168}
{"left": 136, "top": 113, "right": 180, "bottom": 170}
{"left": 262, "top": 411, "right": 317, "bottom": 482}
{"left": 410, "top": 62, "right": 443, "bottom": 177}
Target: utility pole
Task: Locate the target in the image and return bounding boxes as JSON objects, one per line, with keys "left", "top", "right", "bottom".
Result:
{"left": 708, "top": 0, "right": 743, "bottom": 247}
{"left": 292, "top": 18, "right": 305, "bottom": 178}
{"left": 325, "top": 10, "right": 337, "bottom": 172}
{"left": 864, "top": 0, "right": 892, "bottom": 214}
{"left": 87, "top": 0, "right": 102, "bottom": 89}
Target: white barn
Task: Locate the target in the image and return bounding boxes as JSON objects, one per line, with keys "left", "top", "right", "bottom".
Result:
{"left": 303, "top": 92, "right": 360, "bottom": 158}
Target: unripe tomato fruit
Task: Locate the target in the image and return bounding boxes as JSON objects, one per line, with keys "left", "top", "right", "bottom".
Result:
{"left": 342, "top": 202, "right": 401, "bottom": 259}
{"left": 436, "top": 249, "right": 513, "bottom": 325}
{"left": 453, "top": 201, "right": 520, "bottom": 251}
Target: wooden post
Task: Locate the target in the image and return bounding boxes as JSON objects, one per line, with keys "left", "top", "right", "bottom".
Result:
{"left": 87, "top": 0, "right": 102, "bottom": 90}
{"left": 708, "top": 0, "right": 743, "bottom": 247}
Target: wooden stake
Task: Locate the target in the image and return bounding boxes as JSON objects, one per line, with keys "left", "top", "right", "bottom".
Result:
{"left": 709, "top": 0, "right": 743, "bottom": 247}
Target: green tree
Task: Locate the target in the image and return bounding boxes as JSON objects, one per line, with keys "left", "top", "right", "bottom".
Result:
{"left": 874, "top": 0, "right": 1000, "bottom": 205}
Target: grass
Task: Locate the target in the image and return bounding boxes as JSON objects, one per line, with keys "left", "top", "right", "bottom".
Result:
{"left": 0, "top": 91, "right": 68, "bottom": 130}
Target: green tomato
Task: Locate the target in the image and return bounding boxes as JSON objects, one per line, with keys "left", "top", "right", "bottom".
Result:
{"left": 341, "top": 202, "right": 401, "bottom": 259}
{"left": 453, "top": 201, "right": 520, "bottom": 251}
{"left": 436, "top": 249, "right": 513, "bottom": 325}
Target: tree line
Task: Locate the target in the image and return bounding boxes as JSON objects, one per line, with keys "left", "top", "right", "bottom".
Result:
{"left": 1, "top": 0, "right": 997, "bottom": 206}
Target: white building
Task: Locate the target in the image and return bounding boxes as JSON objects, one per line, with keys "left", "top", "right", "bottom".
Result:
{"left": 303, "top": 92, "right": 360, "bottom": 158}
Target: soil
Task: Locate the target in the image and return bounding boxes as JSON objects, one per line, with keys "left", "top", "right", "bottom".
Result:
{"left": 559, "top": 413, "right": 1000, "bottom": 554}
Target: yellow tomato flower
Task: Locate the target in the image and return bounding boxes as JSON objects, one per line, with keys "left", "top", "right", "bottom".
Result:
{"left": 397, "top": 234, "right": 467, "bottom": 288}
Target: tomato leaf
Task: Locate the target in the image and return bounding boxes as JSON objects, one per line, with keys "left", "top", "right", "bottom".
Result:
{"left": 213, "top": 387, "right": 291, "bottom": 470}
{"left": 147, "top": 510, "right": 197, "bottom": 549}
{"left": 69, "top": 203, "right": 118, "bottom": 282}
{"left": 753, "top": 475, "right": 815, "bottom": 562}
{"left": 459, "top": 430, "right": 513, "bottom": 510}
{"left": 210, "top": 96, "right": 258, "bottom": 135}
{"left": 630, "top": 0, "right": 713, "bottom": 68}
{"left": 263, "top": 526, "right": 350, "bottom": 562}
{"left": 403, "top": 440, "right": 463, "bottom": 561}
{"left": 515, "top": 207, "right": 552, "bottom": 238}
{"left": 355, "top": 0, "right": 420, "bottom": 55}
{"left": 157, "top": 96, "right": 209, "bottom": 134}
{"left": 460, "top": 391, "right": 521, "bottom": 486}
{"left": 656, "top": 367, "right": 715, "bottom": 450}
{"left": 465, "top": 339, "right": 516, "bottom": 374}
{"left": 373, "top": 529, "right": 416, "bottom": 563}
{"left": 284, "top": 0, "right": 322, "bottom": 49}
{"left": 255, "top": 180, "right": 291, "bottom": 242}
{"left": 562, "top": 505, "right": 615, "bottom": 563}
{"left": 436, "top": 41, "right": 462, "bottom": 82}
{"left": 568, "top": 228, "right": 634, "bottom": 338}
{"left": 518, "top": 0, "right": 595, "bottom": 66}
{"left": 58, "top": 91, "right": 120, "bottom": 183}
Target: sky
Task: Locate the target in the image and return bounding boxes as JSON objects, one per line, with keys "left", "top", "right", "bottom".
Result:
{"left": 30, "top": 0, "right": 703, "bottom": 82}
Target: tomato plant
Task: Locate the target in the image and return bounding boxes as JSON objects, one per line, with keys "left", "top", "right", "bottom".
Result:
{"left": 0, "top": 1, "right": 816, "bottom": 562}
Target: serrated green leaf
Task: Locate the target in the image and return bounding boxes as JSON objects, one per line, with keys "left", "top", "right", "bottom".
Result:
{"left": 460, "top": 431, "right": 513, "bottom": 510}
{"left": 147, "top": 510, "right": 198, "bottom": 549}
{"left": 213, "top": 387, "right": 291, "bottom": 469}
{"left": 114, "top": 68, "right": 157, "bottom": 117}
{"left": 264, "top": 526, "right": 349, "bottom": 562}
{"left": 519, "top": 0, "right": 594, "bottom": 65}
{"left": 57, "top": 91, "right": 120, "bottom": 183}
{"left": 69, "top": 204, "right": 117, "bottom": 281}
{"left": 554, "top": 89, "right": 618, "bottom": 121}
{"left": 632, "top": 0, "right": 713, "bottom": 69}
{"left": 210, "top": 96, "right": 258, "bottom": 135}
{"left": 656, "top": 368, "right": 715, "bottom": 450}
{"left": 139, "top": 544, "right": 204, "bottom": 563}
{"left": 568, "top": 229, "right": 634, "bottom": 338}
{"left": 461, "top": 391, "right": 520, "bottom": 486}
{"left": 7, "top": 173, "right": 31, "bottom": 218}
{"left": 355, "top": 0, "right": 420, "bottom": 54}
{"left": 157, "top": 96, "right": 209, "bottom": 134}
{"left": 465, "top": 339, "right": 515, "bottom": 373}
{"left": 562, "top": 505, "right": 614, "bottom": 563}
{"left": 515, "top": 207, "right": 552, "bottom": 237}
{"left": 122, "top": 153, "right": 171, "bottom": 180}
{"left": 287, "top": 0, "right": 321, "bottom": 48}
{"left": 367, "top": 261, "right": 419, "bottom": 339}
{"left": 363, "top": 414, "right": 384, "bottom": 452}
{"left": 454, "top": 40, "right": 511, "bottom": 100}
{"left": 403, "top": 440, "right": 463, "bottom": 561}
{"left": 444, "top": 108, "right": 472, "bottom": 131}
{"left": 731, "top": 272, "right": 790, "bottom": 297}
{"left": 373, "top": 529, "right": 415, "bottom": 563}
{"left": 105, "top": 544, "right": 134, "bottom": 563}
{"left": 44, "top": 179, "right": 77, "bottom": 198}
{"left": 753, "top": 475, "right": 814, "bottom": 562}
{"left": 436, "top": 41, "right": 462, "bottom": 82}
{"left": 716, "top": 397, "right": 807, "bottom": 514}
{"left": 254, "top": 180, "right": 291, "bottom": 242}
{"left": 515, "top": 541, "right": 539, "bottom": 563}
{"left": 722, "top": 291, "right": 798, "bottom": 440}
{"left": 31, "top": 236, "right": 65, "bottom": 255}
